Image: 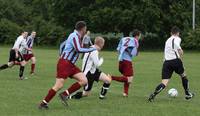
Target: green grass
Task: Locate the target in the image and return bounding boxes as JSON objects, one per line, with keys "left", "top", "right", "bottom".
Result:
{"left": 0, "top": 46, "right": 199, "bottom": 116}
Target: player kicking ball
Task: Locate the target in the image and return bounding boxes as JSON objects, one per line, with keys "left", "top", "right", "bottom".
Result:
{"left": 148, "top": 26, "right": 194, "bottom": 102}
{"left": 39, "top": 21, "right": 96, "bottom": 109}
{"left": 71, "top": 37, "right": 111, "bottom": 99}
{"left": 111, "top": 29, "right": 140, "bottom": 97}
{"left": 0, "top": 31, "right": 32, "bottom": 80}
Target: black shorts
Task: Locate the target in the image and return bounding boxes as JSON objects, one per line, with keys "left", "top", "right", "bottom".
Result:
{"left": 84, "top": 69, "right": 102, "bottom": 91}
{"left": 9, "top": 49, "right": 24, "bottom": 62}
{"left": 162, "top": 58, "right": 184, "bottom": 79}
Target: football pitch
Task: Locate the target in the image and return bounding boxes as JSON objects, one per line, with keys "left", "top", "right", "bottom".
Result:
{"left": 0, "top": 46, "right": 199, "bottom": 116}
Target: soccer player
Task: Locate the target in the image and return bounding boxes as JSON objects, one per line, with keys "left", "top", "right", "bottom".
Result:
{"left": 111, "top": 29, "right": 140, "bottom": 97}
{"left": 72, "top": 36, "right": 111, "bottom": 99}
{"left": 0, "top": 31, "right": 32, "bottom": 80}
{"left": 81, "top": 31, "right": 93, "bottom": 59}
{"left": 39, "top": 21, "right": 96, "bottom": 109}
{"left": 82, "top": 31, "right": 93, "bottom": 48}
{"left": 148, "top": 26, "right": 194, "bottom": 102}
{"left": 22, "top": 31, "right": 37, "bottom": 75}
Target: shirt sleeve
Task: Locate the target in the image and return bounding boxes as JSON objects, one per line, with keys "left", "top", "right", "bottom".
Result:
{"left": 13, "top": 37, "right": 22, "bottom": 49}
{"left": 117, "top": 39, "right": 122, "bottom": 51}
{"left": 174, "top": 37, "right": 181, "bottom": 50}
{"left": 91, "top": 50, "right": 103, "bottom": 67}
{"left": 72, "top": 36, "right": 96, "bottom": 53}
{"left": 59, "top": 41, "right": 66, "bottom": 56}
{"left": 130, "top": 47, "right": 137, "bottom": 57}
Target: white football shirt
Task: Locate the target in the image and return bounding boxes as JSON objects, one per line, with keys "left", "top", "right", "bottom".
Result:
{"left": 82, "top": 45, "right": 103, "bottom": 74}
{"left": 164, "top": 35, "right": 182, "bottom": 60}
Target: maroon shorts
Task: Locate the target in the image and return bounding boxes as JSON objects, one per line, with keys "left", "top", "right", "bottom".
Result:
{"left": 23, "top": 54, "right": 34, "bottom": 61}
{"left": 119, "top": 60, "right": 134, "bottom": 76}
{"left": 56, "top": 58, "right": 81, "bottom": 79}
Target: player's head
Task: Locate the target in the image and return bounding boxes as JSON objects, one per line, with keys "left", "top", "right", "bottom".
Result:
{"left": 31, "top": 31, "right": 36, "bottom": 38}
{"left": 123, "top": 31, "right": 130, "bottom": 37}
{"left": 94, "top": 36, "right": 105, "bottom": 50}
{"left": 86, "top": 31, "right": 90, "bottom": 36}
{"left": 171, "top": 26, "right": 180, "bottom": 36}
{"left": 132, "top": 29, "right": 141, "bottom": 39}
{"left": 75, "top": 21, "right": 87, "bottom": 38}
{"left": 22, "top": 31, "right": 28, "bottom": 39}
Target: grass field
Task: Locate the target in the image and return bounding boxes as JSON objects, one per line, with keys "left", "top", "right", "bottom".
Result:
{"left": 0, "top": 46, "right": 199, "bottom": 116}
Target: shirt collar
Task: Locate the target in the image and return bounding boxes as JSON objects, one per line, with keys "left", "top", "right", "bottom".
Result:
{"left": 74, "top": 30, "right": 81, "bottom": 36}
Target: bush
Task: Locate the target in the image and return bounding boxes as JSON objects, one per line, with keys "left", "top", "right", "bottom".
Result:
{"left": 0, "top": 18, "right": 22, "bottom": 44}
{"left": 182, "top": 27, "right": 200, "bottom": 49}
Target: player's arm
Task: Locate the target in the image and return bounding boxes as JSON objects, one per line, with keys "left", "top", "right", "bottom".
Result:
{"left": 73, "top": 36, "right": 96, "bottom": 53}
{"left": 59, "top": 41, "right": 66, "bottom": 56}
{"left": 174, "top": 38, "right": 183, "bottom": 59}
{"left": 91, "top": 51, "right": 103, "bottom": 67}
{"left": 22, "top": 40, "right": 32, "bottom": 51}
{"left": 117, "top": 39, "right": 123, "bottom": 53}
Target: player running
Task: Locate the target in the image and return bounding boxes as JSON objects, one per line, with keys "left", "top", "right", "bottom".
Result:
{"left": 111, "top": 29, "right": 140, "bottom": 97}
{"left": 148, "top": 26, "right": 194, "bottom": 102}
{"left": 71, "top": 36, "right": 111, "bottom": 99}
{"left": 39, "top": 21, "right": 96, "bottom": 109}
{"left": 22, "top": 31, "right": 37, "bottom": 75}
{"left": 0, "top": 31, "right": 32, "bottom": 80}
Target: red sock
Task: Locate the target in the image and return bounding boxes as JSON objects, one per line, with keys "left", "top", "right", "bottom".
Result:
{"left": 62, "top": 82, "right": 81, "bottom": 96}
{"left": 44, "top": 88, "right": 56, "bottom": 103}
{"left": 31, "top": 64, "right": 35, "bottom": 73}
{"left": 124, "top": 82, "right": 130, "bottom": 95}
{"left": 112, "top": 76, "right": 128, "bottom": 83}
{"left": 14, "top": 62, "right": 20, "bottom": 65}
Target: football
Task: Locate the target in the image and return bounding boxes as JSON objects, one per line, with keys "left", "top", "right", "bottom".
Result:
{"left": 168, "top": 88, "right": 178, "bottom": 97}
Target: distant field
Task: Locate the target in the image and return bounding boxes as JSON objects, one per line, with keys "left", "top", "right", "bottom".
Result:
{"left": 0, "top": 46, "right": 199, "bottom": 116}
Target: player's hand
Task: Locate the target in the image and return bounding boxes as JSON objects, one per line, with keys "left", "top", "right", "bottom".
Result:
{"left": 98, "top": 57, "right": 104, "bottom": 66}
{"left": 28, "top": 48, "right": 32, "bottom": 51}
{"left": 15, "top": 53, "right": 19, "bottom": 58}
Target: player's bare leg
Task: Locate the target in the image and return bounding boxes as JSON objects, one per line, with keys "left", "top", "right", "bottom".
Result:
{"left": 30, "top": 56, "right": 36, "bottom": 75}
{"left": 148, "top": 79, "right": 169, "bottom": 102}
{"left": 122, "top": 76, "right": 133, "bottom": 97}
{"left": 59, "top": 72, "right": 87, "bottom": 106}
{"left": 39, "top": 78, "right": 65, "bottom": 109}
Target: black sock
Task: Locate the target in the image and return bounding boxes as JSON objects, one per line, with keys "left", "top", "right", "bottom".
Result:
{"left": 72, "top": 91, "right": 83, "bottom": 99}
{"left": 0, "top": 64, "right": 9, "bottom": 70}
{"left": 153, "top": 83, "right": 166, "bottom": 95}
{"left": 19, "top": 66, "right": 25, "bottom": 77}
{"left": 100, "top": 83, "right": 110, "bottom": 97}
{"left": 181, "top": 76, "right": 189, "bottom": 95}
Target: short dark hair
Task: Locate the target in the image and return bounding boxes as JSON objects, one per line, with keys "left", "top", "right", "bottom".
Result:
{"left": 132, "top": 29, "right": 141, "bottom": 37}
{"left": 171, "top": 26, "right": 180, "bottom": 34}
{"left": 75, "top": 21, "right": 86, "bottom": 30}
{"left": 123, "top": 31, "right": 130, "bottom": 37}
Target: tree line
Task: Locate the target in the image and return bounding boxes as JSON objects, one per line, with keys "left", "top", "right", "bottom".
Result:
{"left": 0, "top": 0, "right": 200, "bottom": 49}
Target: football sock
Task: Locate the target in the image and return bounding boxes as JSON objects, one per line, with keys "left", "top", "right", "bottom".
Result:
{"left": 111, "top": 76, "right": 128, "bottom": 83}
{"left": 61, "top": 82, "right": 81, "bottom": 96}
{"left": 31, "top": 64, "right": 35, "bottom": 73}
{"left": 43, "top": 88, "right": 57, "bottom": 103}
{"left": 153, "top": 83, "right": 166, "bottom": 95}
{"left": 181, "top": 76, "right": 189, "bottom": 95}
{"left": 72, "top": 91, "right": 83, "bottom": 99}
{"left": 14, "top": 62, "right": 20, "bottom": 65}
{"left": 0, "top": 64, "right": 8, "bottom": 70}
{"left": 124, "top": 82, "right": 130, "bottom": 95}
{"left": 100, "top": 83, "right": 110, "bottom": 97}
{"left": 19, "top": 66, "right": 24, "bottom": 77}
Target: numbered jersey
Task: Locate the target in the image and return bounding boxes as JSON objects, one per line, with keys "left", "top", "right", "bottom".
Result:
{"left": 117, "top": 37, "right": 139, "bottom": 61}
